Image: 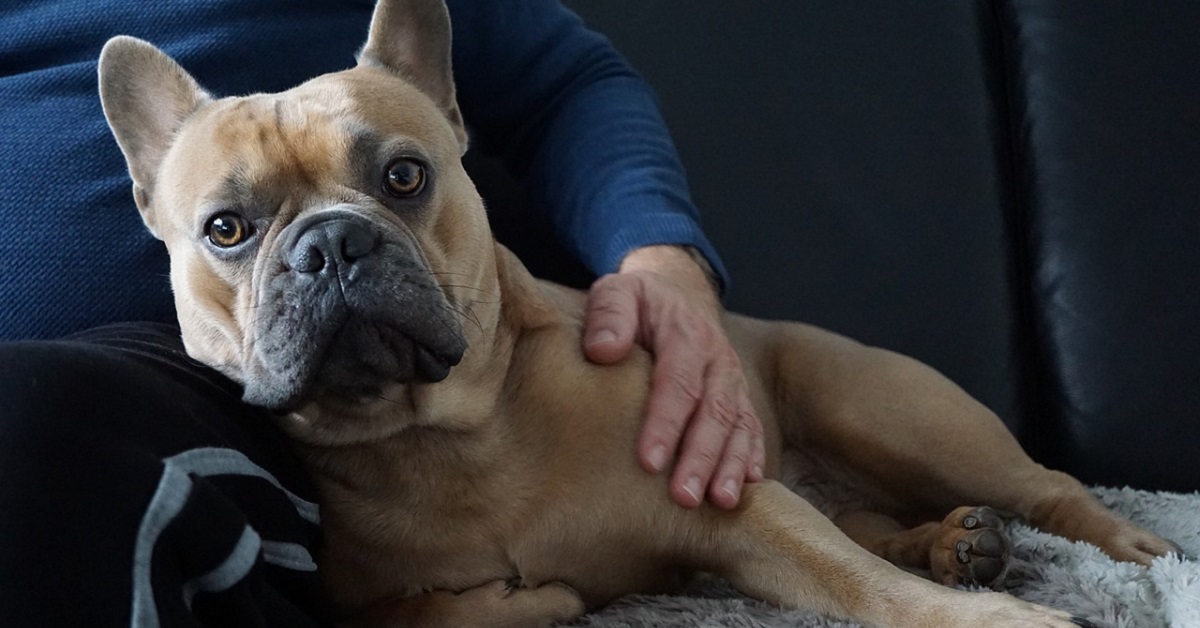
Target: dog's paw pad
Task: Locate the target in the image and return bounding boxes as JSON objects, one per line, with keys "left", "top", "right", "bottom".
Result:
{"left": 933, "top": 506, "right": 1011, "bottom": 588}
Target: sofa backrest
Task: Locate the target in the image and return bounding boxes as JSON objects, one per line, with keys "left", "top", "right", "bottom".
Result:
{"left": 557, "top": 0, "right": 1200, "bottom": 490}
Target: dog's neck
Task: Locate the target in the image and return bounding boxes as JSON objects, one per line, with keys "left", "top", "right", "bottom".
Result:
{"left": 284, "top": 239, "right": 581, "bottom": 492}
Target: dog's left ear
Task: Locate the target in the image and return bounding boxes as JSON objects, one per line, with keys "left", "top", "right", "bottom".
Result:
{"left": 358, "top": 0, "right": 468, "bottom": 153}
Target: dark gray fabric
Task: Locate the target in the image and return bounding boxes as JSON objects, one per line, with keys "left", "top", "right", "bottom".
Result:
{"left": 0, "top": 324, "right": 328, "bottom": 627}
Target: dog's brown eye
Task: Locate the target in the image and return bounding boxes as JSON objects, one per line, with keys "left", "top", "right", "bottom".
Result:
{"left": 206, "top": 212, "right": 252, "bottom": 248}
{"left": 384, "top": 158, "right": 426, "bottom": 198}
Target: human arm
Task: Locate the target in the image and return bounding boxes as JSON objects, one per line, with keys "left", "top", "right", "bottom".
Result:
{"left": 446, "top": 0, "right": 764, "bottom": 507}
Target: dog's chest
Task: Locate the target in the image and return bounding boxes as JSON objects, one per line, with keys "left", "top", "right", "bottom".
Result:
{"left": 326, "top": 497, "right": 512, "bottom": 599}
{"left": 302, "top": 443, "right": 526, "bottom": 607}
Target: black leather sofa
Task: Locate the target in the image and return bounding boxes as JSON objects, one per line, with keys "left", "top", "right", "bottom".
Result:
{"left": 479, "top": 1, "right": 1200, "bottom": 492}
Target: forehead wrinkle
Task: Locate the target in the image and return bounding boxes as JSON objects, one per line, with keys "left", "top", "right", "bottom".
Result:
{"left": 267, "top": 98, "right": 341, "bottom": 186}
{"left": 208, "top": 95, "right": 354, "bottom": 209}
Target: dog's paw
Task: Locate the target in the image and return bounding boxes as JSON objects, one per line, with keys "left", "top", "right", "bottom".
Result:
{"left": 930, "top": 506, "right": 1010, "bottom": 588}
{"left": 1095, "top": 526, "right": 1183, "bottom": 567}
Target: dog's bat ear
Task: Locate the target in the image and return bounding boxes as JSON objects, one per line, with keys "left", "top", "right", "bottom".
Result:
{"left": 358, "top": 0, "right": 468, "bottom": 154}
{"left": 98, "top": 36, "right": 211, "bottom": 238}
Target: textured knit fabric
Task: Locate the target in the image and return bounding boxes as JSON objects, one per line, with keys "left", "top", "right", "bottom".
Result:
{"left": 0, "top": 0, "right": 727, "bottom": 340}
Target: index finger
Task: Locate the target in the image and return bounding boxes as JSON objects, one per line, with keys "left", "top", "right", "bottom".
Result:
{"left": 637, "top": 335, "right": 706, "bottom": 475}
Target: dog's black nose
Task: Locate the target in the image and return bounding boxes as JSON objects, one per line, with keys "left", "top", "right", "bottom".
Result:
{"left": 285, "top": 215, "right": 379, "bottom": 274}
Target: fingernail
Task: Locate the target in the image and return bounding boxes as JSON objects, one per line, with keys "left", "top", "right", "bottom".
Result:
{"left": 646, "top": 445, "right": 667, "bottom": 472}
{"left": 588, "top": 330, "right": 617, "bottom": 346}
{"left": 683, "top": 476, "right": 703, "bottom": 503}
{"left": 722, "top": 478, "right": 739, "bottom": 500}
{"left": 752, "top": 465, "right": 764, "bottom": 481}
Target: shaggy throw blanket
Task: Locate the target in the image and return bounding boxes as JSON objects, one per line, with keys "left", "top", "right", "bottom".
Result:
{"left": 571, "top": 471, "right": 1200, "bottom": 628}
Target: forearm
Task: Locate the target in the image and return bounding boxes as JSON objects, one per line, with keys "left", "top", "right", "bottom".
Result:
{"left": 448, "top": 0, "right": 728, "bottom": 289}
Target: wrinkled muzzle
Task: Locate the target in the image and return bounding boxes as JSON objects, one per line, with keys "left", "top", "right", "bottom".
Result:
{"left": 242, "top": 206, "right": 466, "bottom": 409}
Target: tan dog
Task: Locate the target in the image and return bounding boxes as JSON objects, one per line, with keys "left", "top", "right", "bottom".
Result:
{"left": 98, "top": 1, "right": 1178, "bottom": 626}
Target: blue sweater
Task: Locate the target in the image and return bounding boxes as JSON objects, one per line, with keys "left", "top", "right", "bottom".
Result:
{"left": 0, "top": 0, "right": 726, "bottom": 340}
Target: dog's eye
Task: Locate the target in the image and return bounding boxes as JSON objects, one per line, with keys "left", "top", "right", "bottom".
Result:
{"left": 206, "top": 212, "right": 253, "bottom": 248}
{"left": 383, "top": 158, "right": 426, "bottom": 198}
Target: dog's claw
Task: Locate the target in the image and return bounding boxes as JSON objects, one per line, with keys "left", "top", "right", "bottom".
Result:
{"left": 1168, "top": 540, "right": 1189, "bottom": 558}
{"left": 1070, "top": 616, "right": 1098, "bottom": 628}
{"left": 955, "top": 539, "right": 971, "bottom": 564}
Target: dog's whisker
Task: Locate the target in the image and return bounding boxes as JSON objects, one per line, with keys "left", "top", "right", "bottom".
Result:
{"left": 436, "top": 283, "right": 498, "bottom": 297}
{"left": 372, "top": 392, "right": 404, "bottom": 407}
{"left": 442, "top": 296, "right": 485, "bottom": 332}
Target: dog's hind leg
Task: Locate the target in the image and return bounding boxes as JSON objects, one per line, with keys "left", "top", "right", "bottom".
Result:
{"left": 767, "top": 325, "right": 1179, "bottom": 568}
{"left": 706, "top": 481, "right": 1089, "bottom": 628}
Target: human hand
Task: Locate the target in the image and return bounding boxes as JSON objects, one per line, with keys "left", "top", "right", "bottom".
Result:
{"left": 583, "top": 245, "right": 765, "bottom": 509}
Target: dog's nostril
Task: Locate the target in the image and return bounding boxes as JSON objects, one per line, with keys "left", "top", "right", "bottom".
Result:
{"left": 341, "top": 225, "right": 378, "bottom": 262}
{"left": 291, "top": 245, "right": 326, "bottom": 273}
{"left": 285, "top": 217, "right": 379, "bottom": 273}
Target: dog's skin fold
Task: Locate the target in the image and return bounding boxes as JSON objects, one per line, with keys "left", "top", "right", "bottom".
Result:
{"left": 98, "top": 0, "right": 1177, "bottom": 626}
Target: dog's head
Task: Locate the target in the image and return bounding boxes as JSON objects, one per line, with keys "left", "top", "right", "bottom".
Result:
{"left": 99, "top": 0, "right": 490, "bottom": 424}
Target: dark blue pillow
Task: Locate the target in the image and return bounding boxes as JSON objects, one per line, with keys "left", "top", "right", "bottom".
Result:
{"left": 0, "top": 0, "right": 374, "bottom": 340}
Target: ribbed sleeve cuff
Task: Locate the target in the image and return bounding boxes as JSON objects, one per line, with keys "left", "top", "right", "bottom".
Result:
{"left": 588, "top": 207, "right": 730, "bottom": 295}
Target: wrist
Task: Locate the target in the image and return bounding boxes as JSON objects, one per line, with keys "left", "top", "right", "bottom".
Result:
{"left": 619, "top": 245, "right": 720, "bottom": 302}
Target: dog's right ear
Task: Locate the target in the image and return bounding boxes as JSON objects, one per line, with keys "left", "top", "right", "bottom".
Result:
{"left": 99, "top": 36, "right": 210, "bottom": 238}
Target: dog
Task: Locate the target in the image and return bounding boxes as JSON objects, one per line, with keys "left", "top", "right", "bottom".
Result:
{"left": 97, "top": 0, "right": 1179, "bottom": 626}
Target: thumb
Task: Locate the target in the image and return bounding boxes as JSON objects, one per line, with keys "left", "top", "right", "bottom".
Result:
{"left": 583, "top": 274, "right": 641, "bottom": 364}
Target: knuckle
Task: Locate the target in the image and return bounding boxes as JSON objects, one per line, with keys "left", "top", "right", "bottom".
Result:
{"left": 721, "top": 348, "right": 744, "bottom": 369}
{"left": 682, "top": 316, "right": 715, "bottom": 344}
{"left": 645, "top": 409, "right": 690, "bottom": 439}
{"left": 686, "top": 446, "right": 721, "bottom": 470}
{"left": 663, "top": 367, "right": 704, "bottom": 405}
{"left": 721, "top": 433, "right": 754, "bottom": 463}
{"left": 737, "top": 408, "right": 765, "bottom": 434}
{"left": 722, "top": 446, "right": 753, "bottom": 468}
{"left": 593, "top": 272, "right": 638, "bottom": 293}
{"left": 705, "top": 393, "right": 740, "bottom": 430}
{"left": 588, "top": 298, "right": 630, "bottom": 319}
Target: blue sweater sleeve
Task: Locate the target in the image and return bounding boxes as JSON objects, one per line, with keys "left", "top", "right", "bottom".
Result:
{"left": 446, "top": 0, "right": 729, "bottom": 290}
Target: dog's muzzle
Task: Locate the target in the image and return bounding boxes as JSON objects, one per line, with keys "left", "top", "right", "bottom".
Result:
{"left": 243, "top": 206, "right": 467, "bottom": 409}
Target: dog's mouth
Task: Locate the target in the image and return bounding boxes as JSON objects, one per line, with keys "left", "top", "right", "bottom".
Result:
{"left": 315, "top": 318, "right": 464, "bottom": 400}
{"left": 243, "top": 315, "right": 466, "bottom": 411}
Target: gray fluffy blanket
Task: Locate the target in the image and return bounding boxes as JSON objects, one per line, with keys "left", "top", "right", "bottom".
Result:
{"left": 571, "top": 477, "right": 1200, "bottom": 628}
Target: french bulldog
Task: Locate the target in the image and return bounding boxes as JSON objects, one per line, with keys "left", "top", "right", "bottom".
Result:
{"left": 98, "top": 0, "right": 1178, "bottom": 625}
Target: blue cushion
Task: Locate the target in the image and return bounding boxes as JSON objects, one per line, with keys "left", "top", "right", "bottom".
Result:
{"left": 0, "top": 0, "right": 374, "bottom": 339}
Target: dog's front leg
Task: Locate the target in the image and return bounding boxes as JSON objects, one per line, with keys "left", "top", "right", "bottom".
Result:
{"left": 347, "top": 580, "right": 585, "bottom": 628}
